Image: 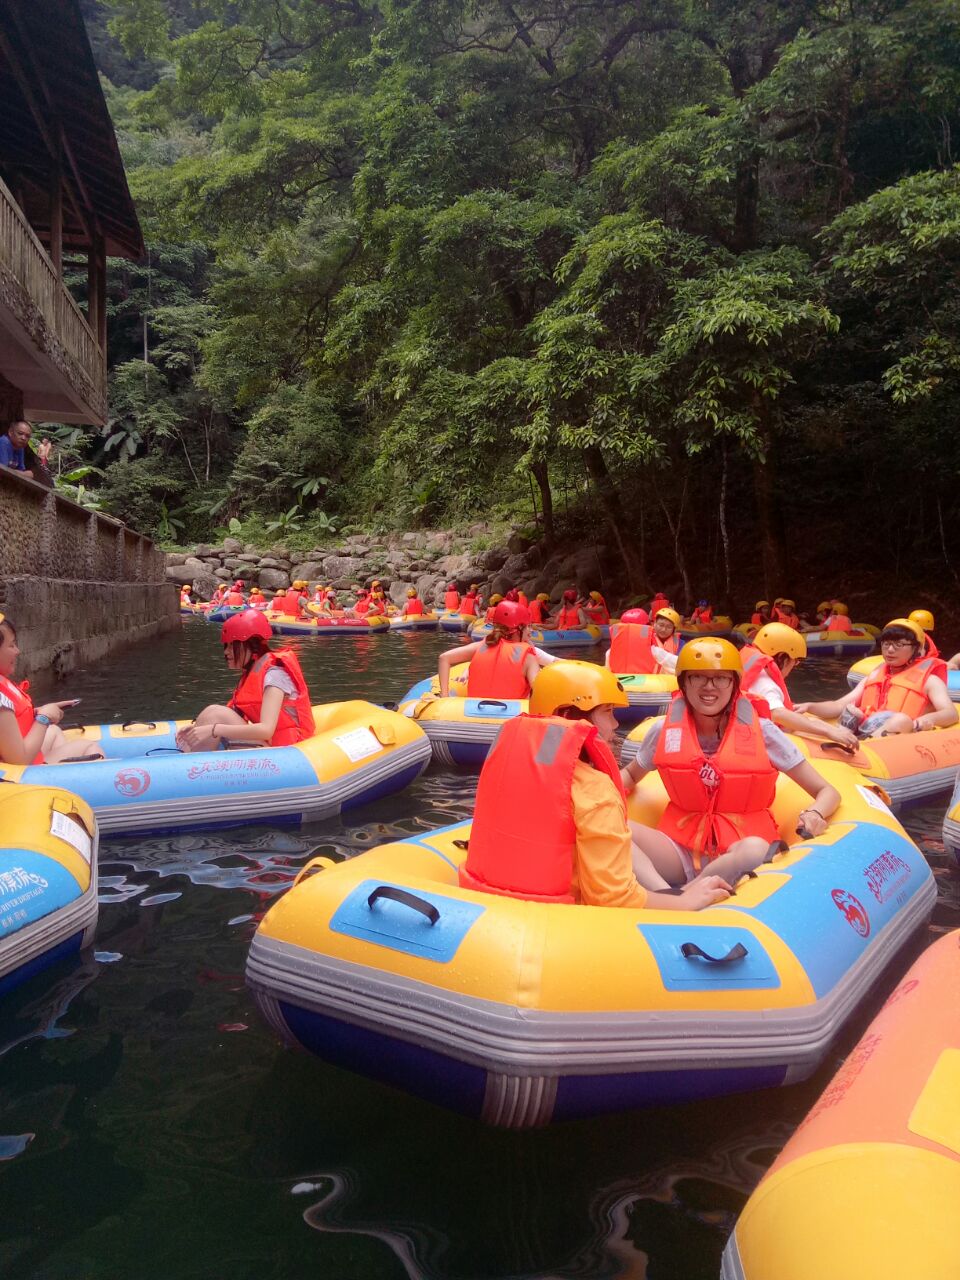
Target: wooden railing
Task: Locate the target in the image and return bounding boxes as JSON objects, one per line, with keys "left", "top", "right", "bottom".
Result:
{"left": 0, "top": 175, "right": 106, "bottom": 420}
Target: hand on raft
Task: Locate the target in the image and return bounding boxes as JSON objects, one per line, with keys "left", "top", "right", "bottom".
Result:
{"left": 676, "top": 875, "right": 733, "bottom": 910}
{"left": 176, "top": 723, "right": 216, "bottom": 752}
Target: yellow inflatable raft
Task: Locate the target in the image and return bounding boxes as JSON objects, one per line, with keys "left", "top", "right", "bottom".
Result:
{"left": 722, "top": 929, "right": 960, "bottom": 1280}
{"left": 398, "top": 665, "right": 524, "bottom": 765}
{"left": 247, "top": 760, "right": 933, "bottom": 1127}
{"left": 0, "top": 784, "right": 99, "bottom": 995}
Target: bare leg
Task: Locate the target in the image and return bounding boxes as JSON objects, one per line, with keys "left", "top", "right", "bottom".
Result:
{"left": 42, "top": 726, "right": 105, "bottom": 763}
{"left": 176, "top": 704, "right": 246, "bottom": 753}
{"left": 691, "top": 837, "right": 771, "bottom": 886}
{"left": 629, "top": 821, "right": 688, "bottom": 889}
{"left": 869, "top": 711, "right": 913, "bottom": 735}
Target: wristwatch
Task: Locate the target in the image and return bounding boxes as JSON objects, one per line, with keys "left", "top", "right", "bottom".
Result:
{"left": 34, "top": 713, "right": 52, "bottom": 726}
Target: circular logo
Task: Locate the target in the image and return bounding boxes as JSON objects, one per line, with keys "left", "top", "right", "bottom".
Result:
{"left": 114, "top": 766, "right": 151, "bottom": 798}
{"left": 831, "top": 888, "right": 871, "bottom": 937}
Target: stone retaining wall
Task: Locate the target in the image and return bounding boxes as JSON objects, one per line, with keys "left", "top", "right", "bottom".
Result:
{"left": 0, "top": 467, "right": 178, "bottom": 681}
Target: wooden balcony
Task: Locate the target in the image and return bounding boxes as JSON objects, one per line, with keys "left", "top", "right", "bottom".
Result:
{"left": 0, "top": 174, "right": 106, "bottom": 424}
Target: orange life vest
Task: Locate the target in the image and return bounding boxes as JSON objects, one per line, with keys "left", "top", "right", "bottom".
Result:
{"left": 228, "top": 650, "right": 315, "bottom": 746}
{"left": 692, "top": 606, "right": 714, "bottom": 624}
{"left": 608, "top": 623, "right": 676, "bottom": 675}
{"left": 466, "top": 639, "right": 535, "bottom": 699}
{"left": 740, "top": 645, "right": 795, "bottom": 711}
{"left": 527, "top": 600, "right": 546, "bottom": 624}
{"left": 281, "top": 589, "right": 302, "bottom": 617}
{"left": 0, "top": 674, "right": 45, "bottom": 764}
{"left": 584, "top": 603, "right": 610, "bottom": 624}
{"left": 557, "top": 606, "right": 581, "bottom": 629}
{"left": 653, "top": 694, "right": 779, "bottom": 869}
{"left": 405, "top": 597, "right": 424, "bottom": 617}
{"left": 650, "top": 595, "right": 669, "bottom": 616}
{"left": 750, "top": 612, "right": 764, "bottom": 627}
{"left": 444, "top": 590, "right": 461, "bottom": 610}
{"left": 460, "top": 715, "right": 626, "bottom": 903}
{"left": 226, "top": 590, "right": 245, "bottom": 607}
{"left": 858, "top": 656, "right": 944, "bottom": 719}
{"left": 354, "top": 596, "right": 370, "bottom": 615}
{"left": 460, "top": 593, "right": 479, "bottom": 617}
{"left": 924, "top": 634, "right": 941, "bottom": 659}
{"left": 825, "top": 613, "right": 852, "bottom": 633}
{"left": 484, "top": 605, "right": 496, "bottom": 623}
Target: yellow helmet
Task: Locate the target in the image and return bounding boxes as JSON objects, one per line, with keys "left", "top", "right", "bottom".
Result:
{"left": 489, "top": 593, "right": 504, "bottom": 606}
{"left": 831, "top": 601, "right": 848, "bottom": 616}
{"left": 816, "top": 601, "right": 831, "bottom": 613}
{"left": 781, "top": 598, "right": 796, "bottom": 609}
{"left": 406, "top": 587, "right": 417, "bottom": 597}
{"left": 883, "top": 617, "right": 924, "bottom": 646}
{"left": 755, "top": 600, "right": 770, "bottom": 610}
{"left": 675, "top": 637, "right": 743, "bottom": 677}
{"left": 753, "top": 622, "right": 807, "bottom": 661}
{"left": 655, "top": 607, "right": 682, "bottom": 630}
{"left": 909, "top": 609, "right": 935, "bottom": 632}
{"left": 589, "top": 591, "right": 603, "bottom": 602}
{"left": 529, "top": 660, "right": 628, "bottom": 715}
{"left": 536, "top": 593, "right": 550, "bottom": 602}
{"left": 773, "top": 597, "right": 784, "bottom": 605}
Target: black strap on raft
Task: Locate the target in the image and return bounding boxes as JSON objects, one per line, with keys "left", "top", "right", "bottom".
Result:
{"left": 818, "top": 740, "right": 858, "bottom": 756}
{"left": 477, "top": 699, "right": 509, "bottom": 710}
{"left": 452, "top": 838, "right": 469, "bottom": 851}
{"left": 122, "top": 720, "right": 158, "bottom": 732}
{"left": 59, "top": 753, "right": 105, "bottom": 763}
{"left": 680, "top": 941, "right": 748, "bottom": 964}
{"left": 764, "top": 839, "right": 791, "bottom": 863}
{"left": 59, "top": 721, "right": 86, "bottom": 732}
{"left": 367, "top": 885, "right": 439, "bottom": 925}
{"left": 145, "top": 747, "right": 184, "bottom": 756}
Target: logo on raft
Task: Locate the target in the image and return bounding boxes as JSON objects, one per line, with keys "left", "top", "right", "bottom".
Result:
{"left": 185, "top": 758, "right": 281, "bottom": 781}
{"left": 863, "top": 849, "right": 911, "bottom": 905}
{"left": 830, "top": 887, "right": 871, "bottom": 937}
{"left": 114, "top": 766, "right": 151, "bottom": 798}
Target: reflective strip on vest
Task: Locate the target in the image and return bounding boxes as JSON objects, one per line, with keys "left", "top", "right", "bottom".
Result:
{"left": 859, "top": 657, "right": 939, "bottom": 719}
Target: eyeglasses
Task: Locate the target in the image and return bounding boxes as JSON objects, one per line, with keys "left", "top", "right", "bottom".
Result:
{"left": 880, "top": 637, "right": 914, "bottom": 650}
{"left": 686, "top": 673, "right": 735, "bottom": 688}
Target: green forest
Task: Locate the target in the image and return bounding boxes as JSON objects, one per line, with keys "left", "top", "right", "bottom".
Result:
{"left": 65, "top": 0, "right": 960, "bottom": 600}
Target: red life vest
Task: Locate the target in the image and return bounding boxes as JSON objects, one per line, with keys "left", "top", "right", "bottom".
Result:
{"left": 692, "top": 607, "right": 714, "bottom": 624}
{"left": 924, "top": 634, "right": 941, "bottom": 659}
{"left": 557, "top": 606, "right": 581, "bottom": 629}
{"left": 281, "top": 589, "right": 302, "bottom": 617}
{"left": 226, "top": 590, "right": 244, "bottom": 607}
{"left": 608, "top": 624, "right": 676, "bottom": 675}
{"left": 653, "top": 694, "right": 779, "bottom": 869}
{"left": 584, "top": 603, "right": 610, "bottom": 624}
{"left": 778, "top": 610, "right": 799, "bottom": 629}
{"left": 354, "top": 596, "right": 370, "bottom": 615}
{"left": 460, "top": 715, "right": 626, "bottom": 903}
{"left": 825, "top": 613, "right": 852, "bottom": 633}
{"left": 858, "top": 656, "right": 945, "bottom": 719}
{"left": 740, "top": 645, "right": 795, "bottom": 711}
{"left": 444, "top": 590, "right": 461, "bottom": 611}
{"left": 484, "top": 605, "right": 496, "bottom": 623}
{"left": 0, "top": 674, "right": 44, "bottom": 763}
{"left": 650, "top": 595, "right": 669, "bottom": 615}
{"left": 466, "top": 640, "right": 535, "bottom": 699}
{"left": 527, "top": 600, "right": 546, "bottom": 624}
{"left": 228, "top": 650, "right": 315, "bottom": 746}
{"left": 460, "top": 593, "right": 479, "bottom": 617}
{"left": 405, "top": 597, "right": 424, "bottom": 616}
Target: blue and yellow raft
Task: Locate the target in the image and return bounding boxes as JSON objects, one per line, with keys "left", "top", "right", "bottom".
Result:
{"left": 0, "top": 784, "right": 99, "bottom": 995}
{"left": 246, "top": 761, "right": 933, "bottom": 1127}
{"left": 0, "top": 703, "right": 430, "bottom": 837}
{"left": 398, "top": 667, "right": 524, "bottom": 765}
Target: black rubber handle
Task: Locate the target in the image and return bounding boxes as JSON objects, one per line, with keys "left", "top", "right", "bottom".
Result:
{"left": 819, "top": 740, "right": 857, "bottom": 755}
{"left": 59, "top": 721, "right": 86, "bottom": 732}
{"left": 122, "top": 720, "right": 157, "bottom": 732}
{"left": 680, "top": 941, "right": 748, "bottom": 964}
{"left": 476, "top": 699, "right": 509, "bottom": 710}
{"left": 367, "top": 885, "right": 439, "bottom": 925}
{"left": 145, "top": 747, "right": 185, "bottom": 756}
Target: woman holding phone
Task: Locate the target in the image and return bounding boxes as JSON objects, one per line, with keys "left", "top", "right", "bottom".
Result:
{"left": 0, "top": 613, "right": 102, "bottom": 763}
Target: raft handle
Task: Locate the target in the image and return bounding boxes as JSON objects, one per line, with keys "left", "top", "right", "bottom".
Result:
{"left": 145, "top": 747, "right": 184, "bottom": 756}
{"left": 122, "top": 720, "right": 158, "bottom": 732}
{"left": 818, "top": 740, "right": 858, "bottom": 756}
{"left": 367, "top": 885, "right": 439, "bottom": 925}
{"left": 292, "top": 856, "right": 337, "bottom": 888}
{"left": 476, "top": 700, "right": 509, "bottom": 710}
{"left": 680, "top": 941, "right": 748, "bottom": 965}
{"left": 452, "top": 838, "right": 469, "bottom": 851}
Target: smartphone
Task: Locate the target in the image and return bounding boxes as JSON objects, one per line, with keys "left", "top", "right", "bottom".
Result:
{"left": 60, "top": 698, "right": 82, "bottom": 707}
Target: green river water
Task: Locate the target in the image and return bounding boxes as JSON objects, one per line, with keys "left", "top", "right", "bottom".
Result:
{"left": 0, "top": 621, "right": 956, "bottom": 1279}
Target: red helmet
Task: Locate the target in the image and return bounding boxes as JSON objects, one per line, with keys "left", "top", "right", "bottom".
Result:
{"left": 619, "top": 608, "right": 649, "bottom": 625}
{"left": 492, "top": 600, "right": 530, "bottom": 630}
{"left": 504, "top": 588, "right": 520, "bottom": 602}
{"left": 221, "top": 610, "right": 273, "bottom": 644}
{"left": 562, "top": 588, "right": 578, "bottom": 603}
{"left": 233, "top": 580, "right": 244, "bottom": 589}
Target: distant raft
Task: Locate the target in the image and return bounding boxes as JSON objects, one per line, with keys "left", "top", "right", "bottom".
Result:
{"left": 0, "top": 703, "right": 430, "bottom": 837}
{"left": 266, "top": 613, "right": 391, "bottom": 636}
{"left": 389, "top": 613, "right": 440, "bottom": 632}
{"left": 722, "top": 929, "right": 960, "bottom": 1280}
{"left": 524, "top": 624, "right": 602, "bottom": 649}
{"left": 803, "top": 628, "right": 876, "bottom": 657}
{"left": 848, "top": 654, "right": 960, "bottom": 702}
{"left": 621, "top": 717, "right": 960, "bottom": 808}
{"left": 0, "top": 784, "right": 99, "bottom": 996}
{"left": 438, "top": 610, "right": 480, "bottom": 634}
{"left": 678, "top": 615, "right": 734, "bottom": 638}
{"left": 398, "top": 670, "right": 524, "bottom": 765}
{"left": 246, "top": 760, "right": 933, "bottom": 1128}
{"left": 613, "top": 672, "right": 678, "bottom": 724}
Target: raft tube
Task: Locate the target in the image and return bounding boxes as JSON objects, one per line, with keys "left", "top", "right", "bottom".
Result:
{"left": 389, "top": 613, "right": 440, "bottom": 632}
{"left": 246, "top": 762, "right": 933, "bottom": 1127}
{"left": 266, "top": 613, "right": 391, "bottom": 636}
{"left": 614, "top": 672, "right": 678, "bottom": 725}
{"left": 0, "top": 784, "right": 99, "bottom": 995}
{"left": 438, "top": 611, "right": 479, "bottom": 634}
{"left": 803, "top": 629, "right": 876, "bottom": 657}
{"left": 524, "top": 624, "right": 602, "bottom": 649}
{"left": 621, "top": 717, "right": 960, "bottom": 809}
{"left": 722, "top": 929, "right": 960, "bottom": 1280}
{"left": 678, "top": 616, "right": 734, "bottom": 638}
{"left": 0, "top": 703, "right": 430, "bottom": 837}
{"left": 939, "top": 773, "right": 960, "bottom": 870}
{"left": 398, "top": 674, "right": 524, "bottom": 766}
{"left": 847, "top": 654, "right": 960, "bottom": 702}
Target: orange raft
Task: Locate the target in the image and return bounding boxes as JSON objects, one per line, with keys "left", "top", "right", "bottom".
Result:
{"left": 722, "top": 930, "right": 960, "bottom": 1280}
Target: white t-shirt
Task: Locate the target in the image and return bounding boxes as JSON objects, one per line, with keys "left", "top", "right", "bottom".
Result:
{"left": 634, "top": 713, "right": 804, "bottom": 773}
{"left": 0, "top": 690, "right": 15, "bottom": 713}
{"left": 263, "top": 667, "right": 298, "bottom": 698}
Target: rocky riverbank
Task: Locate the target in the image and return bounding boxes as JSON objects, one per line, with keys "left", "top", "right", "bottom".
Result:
{"left": 165, "top": 528, "right": 621, "bottom": 607}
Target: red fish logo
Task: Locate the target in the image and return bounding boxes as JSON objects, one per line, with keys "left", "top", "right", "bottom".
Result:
{"left": 831, "top": 888, "right": 870, "bottom": 937}
{"left": 114, "top": 767, "right": 150, "bottom": 798}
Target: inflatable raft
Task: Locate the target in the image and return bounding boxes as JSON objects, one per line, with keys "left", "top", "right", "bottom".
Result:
{"left": 722, "top": 929, "right": 960, "bottom": 1280}
{"left": 804, "top": 629, "right": 876, "bottom": 657}
{"left": 266, "top": 613, "right": 391, "bottom": 636}
{"left": 0, "top": 703, "right": 430, "bottom": 837}
{"left": 524, "top": 624, "right": 601, "bottom": 649}
{"left": 246, "top": 761, "right": 933, "bottom": 1127}
{"left": 389, "top": 613, "right": 440, "bottom": 632}
{"left": 613, "top": 672, "right": 678, "bottom": 724}
{"left": 621, "top": 717, "right": 960, "bottom": 808}
{"left": 438, "top": 611, "right": 479, "bottom": 634}
{"left": 678, "top": 616, "right": 734, "bottom": 638}
{"left": 939, "top": 774, "right": 960, "bottom": 870}
{"left": 0, "top": 784, "right": 99, "bottom": 995}
{"left": 398, "top": 674, "right": 524, "bottom": 765}
{"left": 847, "top": 654, "right": 960, "bottom": 703}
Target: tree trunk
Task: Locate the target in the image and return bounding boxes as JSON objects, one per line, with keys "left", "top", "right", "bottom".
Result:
{"left": 752, "top": 412, "right": 787, "bottom": 595}
{"left": 530, "top": 460, "right": 555, "bottom": 551}
{"left": 583, "top": 446, "right": 646, "bottom": 591}
{"left": 657, "top": 476, "right": 692, "bottom": 610}
{"left": 718, "top": 445, "right": 732, "bottom": 609}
